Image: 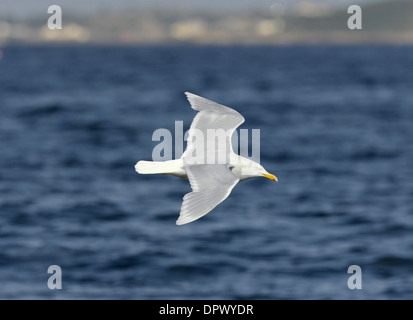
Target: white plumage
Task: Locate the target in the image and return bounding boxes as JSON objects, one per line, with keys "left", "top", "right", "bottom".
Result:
{"left": 135, "top": 92, "right": 277, "bottom": 225}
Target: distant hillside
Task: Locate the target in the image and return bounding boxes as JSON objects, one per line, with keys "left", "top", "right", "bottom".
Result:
{"left": 0, "top": 0, "right": 412, "bottom": 45}
{"left": 286, "top": 0, "right": 413, "bottom": 31}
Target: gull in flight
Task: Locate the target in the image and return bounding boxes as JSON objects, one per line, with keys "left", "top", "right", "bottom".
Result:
{"left": 135, "top": 92, "right": 277, "bottom": 225}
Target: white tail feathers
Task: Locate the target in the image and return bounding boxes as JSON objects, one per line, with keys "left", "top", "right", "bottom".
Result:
{"left": 135, "top": 161, "right": 167, "bottom": 174}
{"left": 135, "top": 160, "right": 185, "bottom": 176}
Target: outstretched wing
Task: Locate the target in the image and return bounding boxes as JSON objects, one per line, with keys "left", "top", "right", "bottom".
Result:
{"left": 176, "top": 165, "right": 239, "bottom": 225}
{"left": 182, "top": 92, "right": 245, "bottom": 165}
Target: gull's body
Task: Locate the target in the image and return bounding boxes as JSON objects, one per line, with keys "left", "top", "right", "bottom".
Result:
{"left": 135, "top": 92, "right": 277, "bottom": 225}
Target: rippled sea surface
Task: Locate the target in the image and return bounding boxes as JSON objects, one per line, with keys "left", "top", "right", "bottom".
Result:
{"left": 0, "top": 46, "right": 413, "bottom": 299}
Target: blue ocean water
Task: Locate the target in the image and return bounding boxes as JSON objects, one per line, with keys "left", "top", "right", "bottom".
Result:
{"left": 0, "top": 46, "right": 412, "bottom": 300}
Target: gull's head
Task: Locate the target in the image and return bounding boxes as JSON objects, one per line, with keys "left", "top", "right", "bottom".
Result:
{"left": 239, "top": 161, "right": 278, "bottom": 182}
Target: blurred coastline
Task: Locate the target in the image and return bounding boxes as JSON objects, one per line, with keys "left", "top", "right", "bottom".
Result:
{"left": 0, "top": 0, "right": 412, "bottom": 46}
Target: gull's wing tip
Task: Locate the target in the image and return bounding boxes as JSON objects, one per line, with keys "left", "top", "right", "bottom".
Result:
{"left": 183, "top": 92, "right": 244, "bottom": 121}
{"left": 176, "top": 215, "right": 196, "bottom": 226}
{"left": 176, "top": 219, "right": 186, "bottom": 226}
{"left": 184, "top": 91, "right": 197, "bottom": 100}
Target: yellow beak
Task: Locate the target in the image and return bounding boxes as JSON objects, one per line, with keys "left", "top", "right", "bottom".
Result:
{"left": 262, "top": 173, "right": 278, "bottom": 182}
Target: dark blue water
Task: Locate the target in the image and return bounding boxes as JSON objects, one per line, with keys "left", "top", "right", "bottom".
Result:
{"left": 0, "top": 46, "right": 413, "bottom": 300}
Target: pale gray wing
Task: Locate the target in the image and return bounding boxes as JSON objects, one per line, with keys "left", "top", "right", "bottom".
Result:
{"left": 182, "top": 92, "right": 245, "bottom": 165}
{"left": 176, "top": 164, "right": 240, "bottom": 225}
